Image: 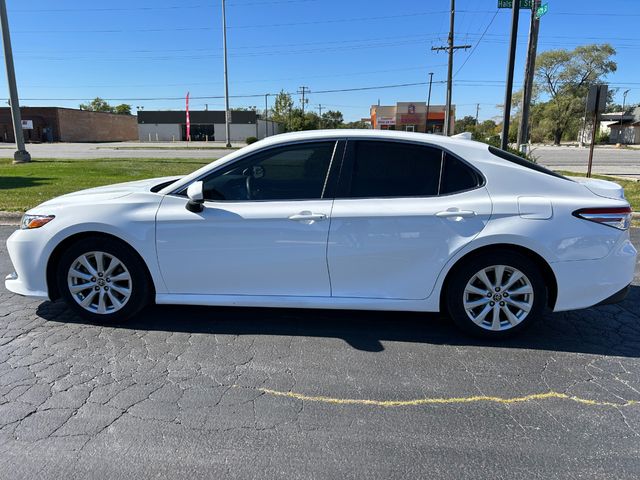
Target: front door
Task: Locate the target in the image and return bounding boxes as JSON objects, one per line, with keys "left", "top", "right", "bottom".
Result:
{"left": 156, "top": 140, "right": 341, "bottom": 296}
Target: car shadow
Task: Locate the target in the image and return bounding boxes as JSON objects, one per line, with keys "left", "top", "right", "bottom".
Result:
{"left": 36, "top": 285, "right": 640, "bottom": 357}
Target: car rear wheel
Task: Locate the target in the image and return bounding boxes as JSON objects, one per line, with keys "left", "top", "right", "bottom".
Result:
{"left": 446, "top": 252, "right": 547, "bottom": 338}
{"left": 56, "top": 237, "right": 151, "bottom": 322}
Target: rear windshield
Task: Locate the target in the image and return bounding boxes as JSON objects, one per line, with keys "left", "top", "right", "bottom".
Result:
{"left": 488, "top": 146, "right": 571, "bottom": 181}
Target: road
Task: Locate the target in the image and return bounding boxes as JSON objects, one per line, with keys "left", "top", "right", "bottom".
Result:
{"left": 532, "top": 145, "right": 640, "bottom": 179}
{"left": 1, "top": 226, "right": 640, "bottom": 479}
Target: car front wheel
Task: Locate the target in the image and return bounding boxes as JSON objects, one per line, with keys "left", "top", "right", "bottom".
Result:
{"left": 446, "top": 252, "right": 547, "bottom": 338}
{"left": 56, "top": 237, "right": 151, "bottom": 322}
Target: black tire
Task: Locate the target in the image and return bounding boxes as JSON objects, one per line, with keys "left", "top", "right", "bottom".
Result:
{"left": 445, "top": 251, "right": 547, "bottom": 339}
{"left": 56, "top": 236, "right": 152, "bottom": 323}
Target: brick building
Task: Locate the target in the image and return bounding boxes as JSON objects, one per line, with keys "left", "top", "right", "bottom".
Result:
{"left": 0, "top": 107, "right": 138, "bottom": 143}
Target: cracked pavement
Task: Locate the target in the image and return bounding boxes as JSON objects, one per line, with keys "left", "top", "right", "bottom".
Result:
{"left": 1, "top": 225, "right": 639, "bottom": 479}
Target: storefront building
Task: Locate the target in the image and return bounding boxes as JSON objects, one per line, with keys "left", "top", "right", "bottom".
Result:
{"left": 370, "top": 102, "right": 455, "bottom": 134}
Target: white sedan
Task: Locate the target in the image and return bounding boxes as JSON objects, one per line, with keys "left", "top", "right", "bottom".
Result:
{"left": 5, "top": 130, "right": 636, "bottom": 338}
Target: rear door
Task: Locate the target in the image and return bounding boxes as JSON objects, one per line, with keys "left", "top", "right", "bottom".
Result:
{"left": 327, "top": 139, "right": 492, "bottom": 300}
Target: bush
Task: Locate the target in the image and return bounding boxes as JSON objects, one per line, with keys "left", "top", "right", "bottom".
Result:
{"left": 596, "top": 131, "right": 610, "bottom": 144}
{"left": 245, "top": 136, "right": 258, "bottom": 145}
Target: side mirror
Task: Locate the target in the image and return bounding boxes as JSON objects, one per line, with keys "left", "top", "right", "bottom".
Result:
{"left": 186, "top": 181, "right": 205, "bottom": 213}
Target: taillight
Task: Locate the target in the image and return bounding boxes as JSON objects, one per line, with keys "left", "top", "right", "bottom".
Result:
{"left": 573, "top": 207, "right": 632, "bottom": 230}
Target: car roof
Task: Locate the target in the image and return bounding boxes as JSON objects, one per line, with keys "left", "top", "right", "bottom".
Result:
{"left": 255, "top": 129, "right": 490, "bottom": 153}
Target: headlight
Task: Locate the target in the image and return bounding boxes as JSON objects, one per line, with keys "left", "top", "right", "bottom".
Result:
{"left": 21, "top": 214, "right": 55, "bottom": 230}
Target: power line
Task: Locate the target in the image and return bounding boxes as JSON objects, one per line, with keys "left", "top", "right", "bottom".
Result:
{"left": 454, "top": 10, "right": 499, "bottom": 78}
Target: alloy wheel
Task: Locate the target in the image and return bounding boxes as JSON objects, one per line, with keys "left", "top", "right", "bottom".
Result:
{"left": 67, "top": 251, "right": 132, "bottom": 314}
{"left": 463, "top": 265, "right": 534, "bottom": 332}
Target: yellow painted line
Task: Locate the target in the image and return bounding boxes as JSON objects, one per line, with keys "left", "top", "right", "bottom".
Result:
{"left": 254, "top": 388, "right": 639, "bottom": 408}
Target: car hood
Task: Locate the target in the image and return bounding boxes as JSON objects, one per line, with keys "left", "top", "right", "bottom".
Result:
{"left": 33, "top": 176, "right": 181, "bottom": 210}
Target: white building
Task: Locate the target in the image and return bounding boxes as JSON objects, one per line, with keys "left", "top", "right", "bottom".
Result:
{"left": 137, "top": 110, "right": 281, "bottom": 142}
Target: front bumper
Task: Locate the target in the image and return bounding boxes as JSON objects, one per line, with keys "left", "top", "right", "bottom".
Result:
{"left": 4, "top": 229, "right": 50, "bottom": 299}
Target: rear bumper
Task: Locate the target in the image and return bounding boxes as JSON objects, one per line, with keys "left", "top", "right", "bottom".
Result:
{"left": 596, "top": 283, "right": 630, "bottom": 306}
{"left": 552, "top": 236, "right": 636, "bottom": 312}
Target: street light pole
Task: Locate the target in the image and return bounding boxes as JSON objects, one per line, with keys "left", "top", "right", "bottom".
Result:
{"left": 0, "top": 0, "right": 29, "bottom": 163}
{"left": 221, "top": 0, "right": 231, "bottom": 147}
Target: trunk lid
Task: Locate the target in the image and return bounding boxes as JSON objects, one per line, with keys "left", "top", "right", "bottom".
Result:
{"left": 569, "top": 176, "right": 626, "bottom": 201}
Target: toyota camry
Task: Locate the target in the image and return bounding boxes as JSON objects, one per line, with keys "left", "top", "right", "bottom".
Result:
{"left": 5, "top": 130, "right": 636, "bottom": 338}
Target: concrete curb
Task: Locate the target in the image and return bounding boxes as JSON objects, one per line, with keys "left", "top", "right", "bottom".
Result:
{"left": 0, "top": 211, "right": 22, "bottom": 226}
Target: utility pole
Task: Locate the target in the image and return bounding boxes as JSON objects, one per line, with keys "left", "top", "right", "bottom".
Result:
{"left": 622, "top": 89, "right": 630, "bottom": 111}
{"left": 517, "top": 0, "right": 540, "bottom": 152}
{"left": 475, "top": 103, "right": 480, "bottom": 125}
{"left": 431, "top": 0, "right": 471, "bottom": 136}
{"left": 426, "top": 72, "right": 434, "bottom": 133}
{"left": 501, "top": 1, "right": 520, "bottom": 150}
{"left": 264, "top": 93, "right": 269, "bottom": 137}
{"left": 317, "top": 104, "right": 323, "bottom": 128}
{"left": 298, "top": 86, "right": 309, "bottom": 116}
{"left": 0, "top": 0, "right": 29, "bottom": 163}
{"left": 221, "top": 0, "right": 231, "bottom": 147}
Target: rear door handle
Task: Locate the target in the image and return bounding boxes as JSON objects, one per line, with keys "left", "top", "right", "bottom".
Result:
{"left": 435, "top": 209, "right": 476, "bottom": 218}
{"left": 288, "top": 212, "right": 327, "bottom": 222}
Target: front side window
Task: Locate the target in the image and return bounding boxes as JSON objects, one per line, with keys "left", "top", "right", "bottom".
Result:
{"left": 199, "top": 141, "right": 336, "bottom": 201}
{"left": 344, "top": 140, "right": 442, "bottom": 198}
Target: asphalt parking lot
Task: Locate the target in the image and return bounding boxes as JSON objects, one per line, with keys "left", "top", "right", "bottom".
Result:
{"left": 1, "top": 225, "right": 639, "bottom": 479}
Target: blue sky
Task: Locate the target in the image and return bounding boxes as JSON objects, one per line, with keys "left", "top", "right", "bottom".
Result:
{"left": 4, "top": 0, "right": 640, "bottom": 121}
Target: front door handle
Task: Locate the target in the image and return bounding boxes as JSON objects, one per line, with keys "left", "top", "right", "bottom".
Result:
{"left": 288, "top": 211, "right": 327, "bottom": 222}
{"left": 435, "top": 209, "right": 477, "bottom": 219}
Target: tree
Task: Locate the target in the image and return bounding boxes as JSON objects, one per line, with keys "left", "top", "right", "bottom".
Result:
{"left": 114, "top": 104, "right": 132, "bottom": 115}
{"left": 454, "top": 115, "right": 477, "bottom": 134}
{"left": 271, "top": 90, "right": 295, "bottom": 130}
{"left": 320, "top": 110, "right": 343, "bottom": 129}
{"left": 79, "top": 97, "right": 113, "bottom": 112}
{"left": 534, "top": 44, "right": 616, "bottom": 144}
{"left": 79, "top": 97, "right": 132, "bottom": 115}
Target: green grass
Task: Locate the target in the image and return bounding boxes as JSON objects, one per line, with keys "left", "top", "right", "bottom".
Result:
{"left": 0, "top": 157, "right": 209, "bottom": 212}
{"left": 557, "top": 171, "right": 640, "bottom": 212}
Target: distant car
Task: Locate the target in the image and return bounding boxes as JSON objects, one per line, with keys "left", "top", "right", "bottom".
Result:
{"left": 5, "top": 130, "right": 636, "bottom": 338}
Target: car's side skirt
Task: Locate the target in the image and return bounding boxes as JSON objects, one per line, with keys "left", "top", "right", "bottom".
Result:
{"left": 155, "top": 294, "right": 439, "bottom": 313}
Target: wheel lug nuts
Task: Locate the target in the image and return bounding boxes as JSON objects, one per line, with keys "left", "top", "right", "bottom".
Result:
{"left": 94, "top": 286, "right": 100, "bottom": 291}
{"left": 91, "top": 277, "right": 96, "bottom": 282}
{"left": 104, "top": 286, "right": 109, "bottom": 291}
{"left": 495, "top": 287, "right": 501, "bottom": 292}
{"left": 490, "top": 301, "right": 495, "bottom": 306}
{"left": 503, "top": 292, "right": 509, "bottom": 297}
{"left": 486, "top": 293, "right": 492, "bottom": 298}
{"left": 500, "top": 301, "right": 505, "bottom": 306}
{"left": 106, "top": 278, "right": 111, "bottom": 283}
{"left": 98, "top": 272, "right": 103, "bottom": 277}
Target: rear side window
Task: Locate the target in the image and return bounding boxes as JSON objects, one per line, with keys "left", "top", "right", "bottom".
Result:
{"left": 440, "top": 153, "right": 482, "bottom": 194}
{"left": 488, "top": 145, "right": 569, "bottom": 180}
{"left": 344, "top": 140, "right": 442, "bottom": 197}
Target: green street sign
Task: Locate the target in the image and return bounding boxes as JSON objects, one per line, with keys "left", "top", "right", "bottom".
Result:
{"left": 498, "top": 0, "right": 533, "bottom": 8}
{"left": 536, "top": 3, "right": 548, "bottom": 18}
